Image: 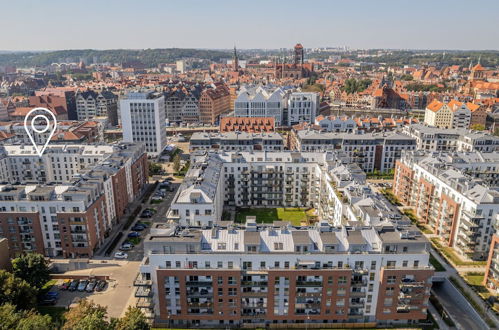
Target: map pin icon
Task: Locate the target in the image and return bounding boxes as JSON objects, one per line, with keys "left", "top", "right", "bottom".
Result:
{"left": 24, "top": 107, "right": 58, "bottom": 157}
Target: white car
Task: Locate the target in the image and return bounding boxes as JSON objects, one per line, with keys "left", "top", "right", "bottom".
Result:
{"left": 114, "top": 252, "right": 128, "bottom": 259}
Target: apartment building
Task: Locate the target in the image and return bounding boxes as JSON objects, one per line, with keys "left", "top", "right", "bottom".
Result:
{"left": 424, "top": 100, "right": 473, "bottom": 129}
{"left": 76, "top": 90, "right": 118, "bottom": 125}
{"left": 0, "top": 143, "right": 148, "bottom": 258}
{"left": 393, "top": 150, "right": 499, "bottom": 260}
{"left": 287, "top": 92, "right": 319, "bottom": 126}
{"left": 135, "top": 220, "right": 433, "bottom": 327}
{"left": 167, "top": 151, "right": 327, "bottom": 226}
{"left": 164, "top": 88, "right": 201, "bottom": 124}
{"left": 189, "top": 132, "right": 284, "bottom": 152}
{"left": 484, "top": 235, "right": 499, "bottom": 294}
{"left": 402, "top": 124, "right": 499, "bottom": 152}
{"left": 199, "top": 83, "right": 231, "bottom": 125}
{"left": 120, "top": 92, "right": 166, "bottom": 156}
{"left": 234, "top": 86, "right": 288, "bottom": 126}
{"left": 0, "top": 98, "right": 15, "bottom": 121}
{"left": 290, "top": 130, "right": 416, "bottom": 172}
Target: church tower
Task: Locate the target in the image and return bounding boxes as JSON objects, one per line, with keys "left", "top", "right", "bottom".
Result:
{"left": 233, "top": 46, "right": 239, "bottom": 72}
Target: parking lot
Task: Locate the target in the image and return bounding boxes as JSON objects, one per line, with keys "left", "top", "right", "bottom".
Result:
{"left": 46, "top": 260, "right": 141, "bottom": 318}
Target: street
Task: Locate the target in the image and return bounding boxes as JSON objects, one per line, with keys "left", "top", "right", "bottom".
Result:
{"left": 109, "top": 181, "right": 180, "bottom": 261}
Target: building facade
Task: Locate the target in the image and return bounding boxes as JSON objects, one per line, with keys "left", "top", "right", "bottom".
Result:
{"left": 393, "top": 150, "right": 499, "bottom": 260}
{"left": 136, "top": 221, "right": 433, "bottom": 327}
{"left": 121, "top": 92, "right": 166, "bottom": 156}
{"left": 199, "top": 83, "right": 231, "bottom": 125}
{"left": 0, "top": 143, "right": 148, "bottom": 258}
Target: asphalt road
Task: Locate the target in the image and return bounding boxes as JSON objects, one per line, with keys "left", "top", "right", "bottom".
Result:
{"left": 432, "top": 281, "right": 488, "bottom": 330}
{"left": 111, "top": 182, "right": 180, "bottom": 261}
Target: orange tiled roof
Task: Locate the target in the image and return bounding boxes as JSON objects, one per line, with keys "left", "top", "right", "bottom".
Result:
{"left": 426, "top": 100, "right": 444, "bottom": 112}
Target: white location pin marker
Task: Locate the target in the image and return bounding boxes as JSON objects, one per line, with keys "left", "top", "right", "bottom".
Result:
{"left": 23, "top": 107, "right": 58, "bottom": 157}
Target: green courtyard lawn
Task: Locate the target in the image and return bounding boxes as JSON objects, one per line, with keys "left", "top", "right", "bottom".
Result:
{"left": 235, "top": 208, "right": 309, "bottom": 226}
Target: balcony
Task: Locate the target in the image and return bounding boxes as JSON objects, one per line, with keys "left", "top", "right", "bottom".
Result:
{"left": 136, "top": 297, "right": 154, "bottom": 309}
{"left": 241, "top": 291, "right": 267, "bottom": 297}
{"left": 185, "top": 281, "right": 213, "bottom": 287}
{"left": 241, "top": 281, "right": 268, "bottom": 286}
{"left": 349, "top": 300, "right": 365, "bottom": 308}
{"left": 135, "top": 286, "right": 152, "bottom": 298}
{"left": 295, "top": 281, "right": 323, "bottom": 287}
{"left": 134, "top": 274, "right": 152, "bottom": 287}
{"left": 350, "top": 290, "right": 367, "bottom": 297}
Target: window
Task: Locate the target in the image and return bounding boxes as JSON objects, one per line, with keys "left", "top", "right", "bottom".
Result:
{"left": 387, "top": 276, "right": 397, "bottom": 284}
{"left": 338, "top": 276, "right": 347, "bottom": 285}
{"left": 274, "top": 242, "right": 283, "bottom": 250}
{"left": 384, "top": 298, "right": 393, "bottom": 306}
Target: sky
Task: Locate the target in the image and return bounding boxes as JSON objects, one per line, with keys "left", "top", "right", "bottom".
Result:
{"left": 1, "top": 0, "right": 498, "bottom": 51}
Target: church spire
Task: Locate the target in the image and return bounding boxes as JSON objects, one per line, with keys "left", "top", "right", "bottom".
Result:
{"left": 233, "top": 45, "right": 239, "bottom": 72}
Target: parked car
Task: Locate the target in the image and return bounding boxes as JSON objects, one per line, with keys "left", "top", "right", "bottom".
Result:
{"left": 120, "top": 242, "right": 134, "bottom": 251}
{"left": 128, "top": 231, "right": 140, "bottom": 238}
{"left": 40, "top": 296, "right": 57, "bottom": 305}
{"left": 168, "top": 186, "right": 174, "bottom": 192}
{"left": 77, "top": 280, "right": 88, "bottom": 292}
{"left": 131, "top": 224, "right": 146, "bottom": 231}
{"left": 95, "top": 280, "right": 107, "bottom": 292}
{"left": 140, "top": 210, "right": 152, "bottom": 218}
{"left": 45, "top": 291, "right": 59, "bottom": 298}
{"left": 136, "top": 221, "right": 148, "bottom": 228}
{"left": 165, "top": 177, "right": 174, "bottom": 181}
{"left": 60, "top": 279, "right": 71, "bottom": 290}
{"left": 114, "top": 252, "right": 128, "bottom": 259}
{"left": 86, "top": 280, "right": 97, "bottom": 292}
{"left": 151, "top": 196, "right": 163, "bottom": 202}
{"left": 68, "top": 280, "right": 79, "bottom": 291}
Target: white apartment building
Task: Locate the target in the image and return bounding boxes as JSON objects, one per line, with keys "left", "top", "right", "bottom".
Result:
{"left": 120, "top": 92, "right": 166, "bottom": 156}
{"left": 234, "top": 86, "right": 287, "bottom": 126}
{"left": 287, "top": 92, "right": 319, "bottom": 126}
{"left": 292, "top": 130, "right": 416, "bottom": 172}
{"left": 424, "top": 100, "right": 471, "bottom": 129}
{"left": 403, "top": 124, "right": 499, "bottom": 152}
{"left": 315, "top": 116, "right": 357, "bottom": 132}
{"left": 394, "top": 150, "right": 499, "bottom": 260}
{"left": 189, "top": 132, "right": 284, "bottom": 152}
{"left": 0, "top": 144, "right": 115, "bottom": 184}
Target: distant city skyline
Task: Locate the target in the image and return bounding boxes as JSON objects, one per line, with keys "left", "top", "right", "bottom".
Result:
{"left": 1, "top": 0, "right": 499, "bottom": 51}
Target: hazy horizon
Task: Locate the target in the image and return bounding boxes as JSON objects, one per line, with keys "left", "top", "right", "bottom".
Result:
{"left": 1, "top": 0, "right": 498, "bottom": 51}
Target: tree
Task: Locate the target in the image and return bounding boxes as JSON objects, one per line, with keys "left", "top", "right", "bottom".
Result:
{"left": 0, "top": 303, "right": 53, "bottom": 330}
{"left": 148, "top": 162, "right": 162, "bottom": 176}
{"left": 172, "top": 155, "right": 181, "bottom": 173}
{"left": 62, "top": 299, "right": 110, "bottom": 330}
{"left": 470, "top": 124, "right": 485, "bottom": 131}
{"left": 0, "top": 271, "right": 37, "bottom": 310}
{"left": 11, "top": 253, "right": 50, "bottom": 290}
{"left": 400, "top": 74, "right": 414, "bottom": 81}
{"left": 115, "top": 306, "right": 150, "bottom": 330}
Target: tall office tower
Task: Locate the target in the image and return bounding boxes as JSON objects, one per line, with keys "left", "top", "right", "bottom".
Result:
{"left": 120, "top": 92, "right": 166, "bottom": 157}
